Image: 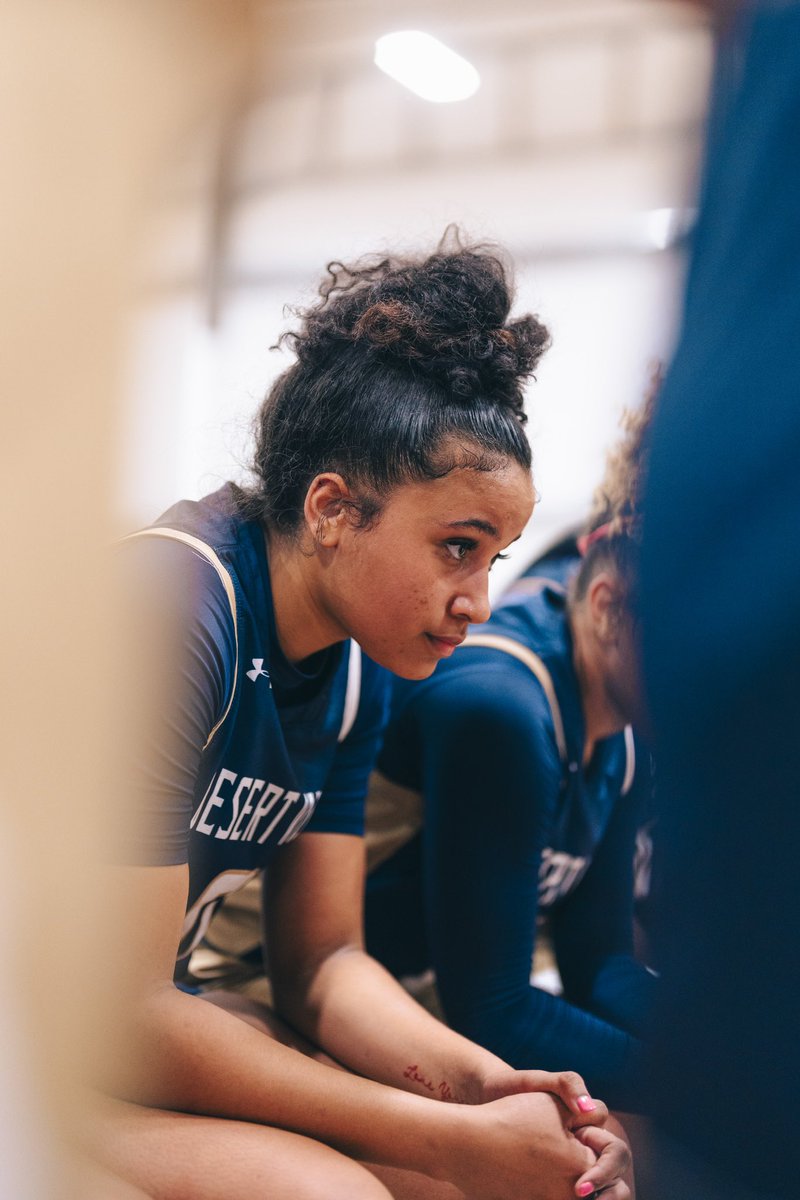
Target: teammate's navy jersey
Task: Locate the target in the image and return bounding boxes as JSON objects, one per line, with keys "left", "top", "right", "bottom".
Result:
{"left": 369, "top": 580, "right": 654, "bottom": 1108}
{"left": 380, "top": 582, "right": 634, "bottom": 908}
{"left": 500, "top": 536, "right": 580, "bottom": 601}
{"left": 120, "top": 484, "right": 390, "bottom": 962}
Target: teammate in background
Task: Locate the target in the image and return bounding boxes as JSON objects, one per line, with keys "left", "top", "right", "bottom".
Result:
{"left": 100, "top": 237, "right": 631, "bottom": 1200}
{"left": 365, "top": 387, "right": 658, "bottom": 1114}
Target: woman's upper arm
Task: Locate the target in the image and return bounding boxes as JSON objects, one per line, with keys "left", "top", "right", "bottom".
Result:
{"left": 115, "top": 537, "right": 233, "bottom": 866}
{"left": 112, "top": 541, "right": 234, "bottom": 989}
{"left": 114, "top": 863, "right": 190, "bottom": 996}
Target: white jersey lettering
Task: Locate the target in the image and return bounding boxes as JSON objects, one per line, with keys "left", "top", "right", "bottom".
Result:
{"left": 215, "top": 775, "right": 253, "bottom": 840}
{"left": 195, "top": 768, "right": 237, "bottom": 835}
{"left": 229, "top": 778, "right": 265, "bottom": 841}
{"left": 193, "top": 769, "right": 322, "bottom": 846}
{"left": 538, "top": 848, "right": 588, "bottom": 907}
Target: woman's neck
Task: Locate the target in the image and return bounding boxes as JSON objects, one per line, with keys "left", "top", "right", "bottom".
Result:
{"left": 265, "top": 528, "right": 346, "bottom": 664}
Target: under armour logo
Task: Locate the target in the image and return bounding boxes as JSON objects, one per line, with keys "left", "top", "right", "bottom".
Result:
{"left": 246, "top": 658, "right": 271, "bottom": 685}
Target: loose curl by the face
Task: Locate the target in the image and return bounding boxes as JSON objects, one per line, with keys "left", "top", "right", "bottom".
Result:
{"left": 239, "top": 231, "right": 550, "bottom": 537}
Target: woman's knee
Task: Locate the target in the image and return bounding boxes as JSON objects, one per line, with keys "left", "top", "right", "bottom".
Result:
{"left": 292, "top": 1159, "right": 392, "bottom": 1200}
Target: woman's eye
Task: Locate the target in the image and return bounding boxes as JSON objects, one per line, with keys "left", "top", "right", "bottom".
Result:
{"left": 445, "top": 540, "right": 473, "bottom": 561}
{"left": 489, "top": 552, "right": 510, "bottom": 570}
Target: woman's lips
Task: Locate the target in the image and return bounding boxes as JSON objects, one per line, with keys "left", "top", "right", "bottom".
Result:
{"left": 425, "top": 633, "right": 465, "bottom": 656}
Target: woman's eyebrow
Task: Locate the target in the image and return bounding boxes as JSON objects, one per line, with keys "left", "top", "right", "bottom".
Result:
{"left": 444, "top": 518, "right": 499, "bottom": 537}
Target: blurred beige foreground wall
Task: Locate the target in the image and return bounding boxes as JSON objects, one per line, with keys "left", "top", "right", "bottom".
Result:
{"left": 0, "top": 3, "right": 257, "bottom": 1195}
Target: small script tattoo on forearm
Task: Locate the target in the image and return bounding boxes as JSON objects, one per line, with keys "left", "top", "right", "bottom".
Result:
{"left": 403, "top": 1064, "right": 454, "bottom": 1101}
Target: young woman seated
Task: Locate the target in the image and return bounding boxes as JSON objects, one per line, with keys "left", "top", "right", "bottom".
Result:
{"left": 98, "top": 237, "right": 632, "bottom": 1200}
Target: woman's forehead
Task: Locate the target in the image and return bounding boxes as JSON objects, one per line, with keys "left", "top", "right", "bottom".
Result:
{"left": 389, "top": 462, "right": 534, "bottom": 531}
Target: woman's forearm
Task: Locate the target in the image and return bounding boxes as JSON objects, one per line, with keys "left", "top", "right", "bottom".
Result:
{"left": 273, "top": 944, "right": 507, "bottom": 1103}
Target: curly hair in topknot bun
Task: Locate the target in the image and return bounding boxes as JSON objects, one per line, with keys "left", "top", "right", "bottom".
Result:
{"left": 572, "top": 365, "right": 660, "bottom": 611}
{"left": 241, "top": 229, "right": 550, "bottom": 536}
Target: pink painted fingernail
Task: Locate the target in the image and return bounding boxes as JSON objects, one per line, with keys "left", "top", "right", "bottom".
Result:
{"left": 577, "top": 1094, "right": 597, "bottom": 1112}
{"left": 576, "top": 1184, "right": 595, "bottom": 1198}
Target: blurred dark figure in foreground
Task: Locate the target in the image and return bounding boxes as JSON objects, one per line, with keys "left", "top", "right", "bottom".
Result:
{"left": 640, "top": 1, "right": 800, "bottom": 1196}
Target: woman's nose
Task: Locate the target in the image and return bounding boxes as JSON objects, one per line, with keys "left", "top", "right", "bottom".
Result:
{"left": 451, "top": 575, "right": 491, "bottom": 626}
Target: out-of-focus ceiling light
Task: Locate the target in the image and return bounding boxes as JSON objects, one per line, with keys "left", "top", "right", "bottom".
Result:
{"left": 642, "top": 207, "right": 697, "bottom": 250}
{"left": 646, "top": 208, "right": 679, "bottom": 250}
{"left": 374, "top": 31, "right": 480, "bottom": 103}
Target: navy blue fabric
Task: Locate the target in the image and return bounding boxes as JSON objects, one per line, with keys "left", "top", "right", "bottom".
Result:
{"left": 640, "top": 3, "right": 800, "bottom": 1192}
{"left": 501, "top": 534, "right": 581, "bottom": 598}
{"left": 368, "top": 584, "right": 655, "bottom": 1109}
{"left": 120, "top": 484, "right": 390, "bottom": 962}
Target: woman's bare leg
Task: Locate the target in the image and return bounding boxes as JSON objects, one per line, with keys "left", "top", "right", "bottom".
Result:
{"left": 89, "top": 993, "right": 459, "bottom": 1200}
{"left": 69, "top": 1154, "right": 154, "bottom": 1200}
{"left": 200, "top": 989, "right": 335, "bottom": 1057}
{"left": 88, "top": 1097, "right": 393, "bottom": 1200}
{"left": 365, "top": 1164, "right": 465, "bottom": 1200}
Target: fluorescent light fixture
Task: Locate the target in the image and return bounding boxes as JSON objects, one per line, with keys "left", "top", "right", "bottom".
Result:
{"left": 374, "top": 31, "right": 480, "bottom": 103}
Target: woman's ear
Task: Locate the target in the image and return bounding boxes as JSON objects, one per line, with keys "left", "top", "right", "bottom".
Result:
{"left": 587, "top": 571, "right": 625, "bottom": 644}
{"left": 303, "top": 473, "right": 353, "bottom": 547}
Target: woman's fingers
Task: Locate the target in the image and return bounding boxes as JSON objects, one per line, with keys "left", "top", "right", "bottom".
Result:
{"left": 481, "top": 1068, "right": 607, "bottom": 1123}
{"left": 573, "top": 1123, "right": 632, "bottom": 1198}
{"left": 578, "top": 1185, "right": 631, "bottom": 1200}
{"left": 524, "top": 1069, "right": 608, "bottom": 1126}
{"left": 568, "top": 1094, "right": 609, "bottom": 1128}
{"left": 546, "top": 1070, "right": 602, "bottom": 1120}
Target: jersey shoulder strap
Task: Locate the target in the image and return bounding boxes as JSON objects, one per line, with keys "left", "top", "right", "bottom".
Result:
{"left": 460, "top": 632, "right": 568, "bottom": 765}
{"left": 123, "top": 527, "right": 239, "bottom": 751}
{"left": 461, "top": 632, "right": 636, "bottom": 788}
{"left": 122, "top": 527, "right": 361, "bottom": 748}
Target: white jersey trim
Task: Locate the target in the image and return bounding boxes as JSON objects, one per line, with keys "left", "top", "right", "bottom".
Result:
{"left": 179, "top": 867, "right": 260, "bottom": 958}
{"left": 621, "top": 725, "right": 636, "bottom": 796}
{"left": 124, "top": 527, "right": 239, "bottom": 751}
{"left": 338, "top": 640, "right": 362, "bottom": 743}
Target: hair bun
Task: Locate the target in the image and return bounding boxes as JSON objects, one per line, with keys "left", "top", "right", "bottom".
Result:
{"left": 353, "top": 299, "right": 418, "bottom": 348}
{"left": 282, "top": 233, "right": 550, "bottom": 414}
{"left": 248, "top": 230, "right": 542, "bottom": 536}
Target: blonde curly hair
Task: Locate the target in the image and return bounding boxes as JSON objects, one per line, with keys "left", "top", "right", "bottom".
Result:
{"left": 585, "top": 363, "right": 661, "bottom": 542}
{"left": 572, "top": 365, "right": 661, "bottom": 605}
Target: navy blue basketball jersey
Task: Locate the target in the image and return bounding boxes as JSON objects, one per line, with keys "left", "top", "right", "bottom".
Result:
{"left": 120, "top": 484, "right": 390, "bottom": 962}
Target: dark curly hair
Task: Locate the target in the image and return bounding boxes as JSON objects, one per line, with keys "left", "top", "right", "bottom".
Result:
{"left": 240, "top": 230, "right": 550, "bottom": 536}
